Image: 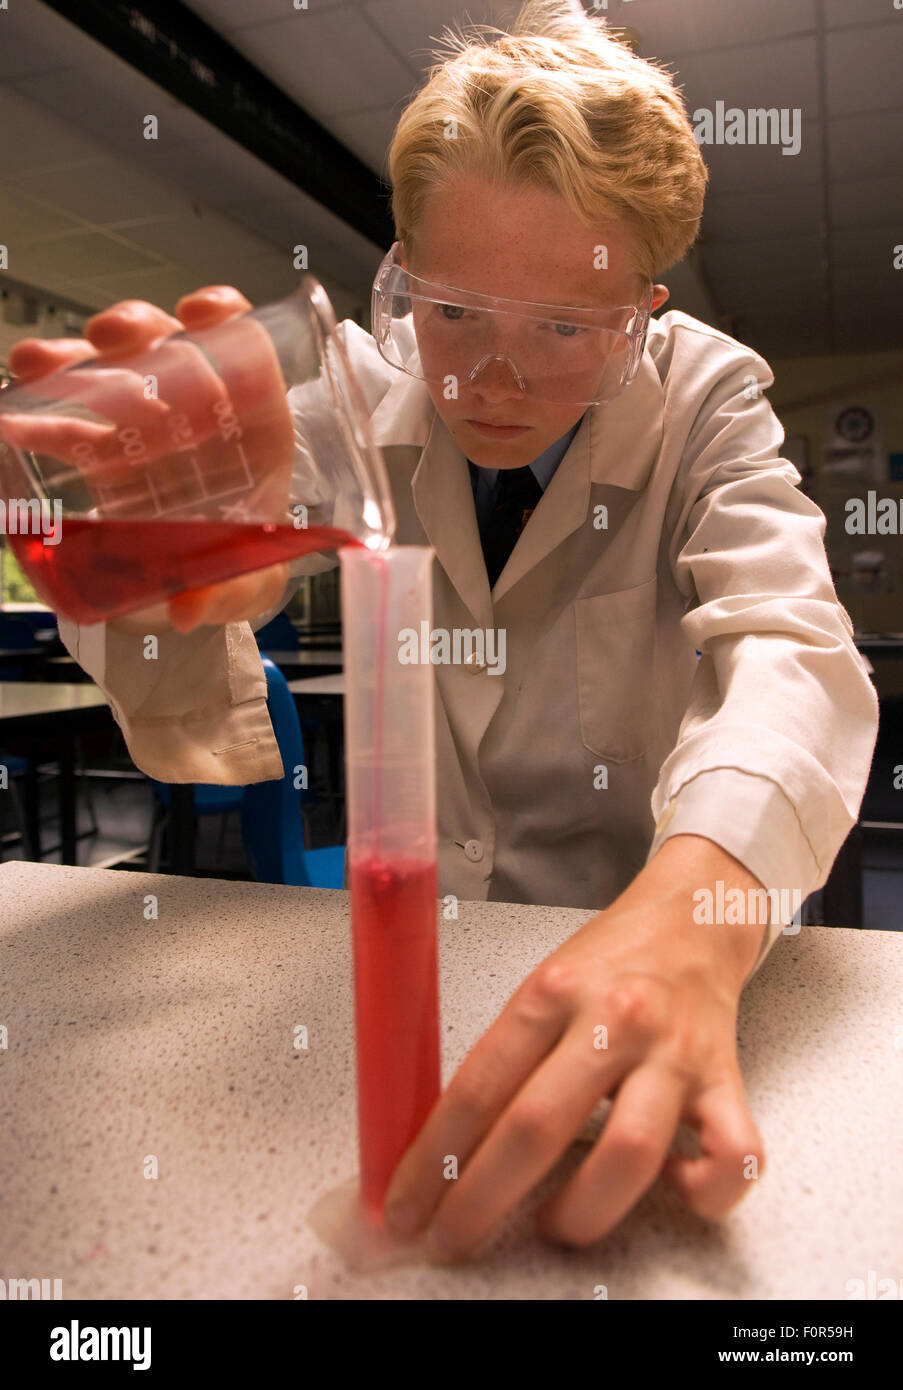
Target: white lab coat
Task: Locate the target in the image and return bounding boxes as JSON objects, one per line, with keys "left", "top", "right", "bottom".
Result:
{"left": 59, "top": 310, "right": 879, "bottom": 980}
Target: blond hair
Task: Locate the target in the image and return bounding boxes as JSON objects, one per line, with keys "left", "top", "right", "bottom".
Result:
{"left": 387, "top": 0, "right": 708, "bottom": 281}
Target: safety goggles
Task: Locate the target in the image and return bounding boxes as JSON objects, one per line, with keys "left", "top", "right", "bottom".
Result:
{"left": 371, "top": 241, "right": 653, "bottom": 407}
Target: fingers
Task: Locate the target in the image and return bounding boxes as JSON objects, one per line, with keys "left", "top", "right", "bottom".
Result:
{"left": 383, "top": 964, "right": 571, "bottom": 1237}
{"left": 423, "top": 1028, "right": 630, "bottom": 1259}
{"left": 7, "top": 336, "right": 99, "bottom": 381}
{"left": 175, "top": 285, "right": 252, "bottom": 330}
{"left": 3, "top": 300, "right": 188, "bottom": 472}
{"left": 0, "top": 415, "right": 118, "bottom": 471}
{"left": 533, "top": 1060, "right": 689, "bottom": 1247}
{"left": 167, "top": 562, "right": 290, "bottom": 633}
{"left": 84, "top": 300, "right": 184, "bottom": 356}
{"left": 7, "top": 290, "right": 248, "bottom": 382}
{"left": 661, "top": 1072, "right": 765, "bottom": 1220}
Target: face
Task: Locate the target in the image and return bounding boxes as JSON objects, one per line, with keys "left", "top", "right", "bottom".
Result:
{"left": 405, "top": 172, "right": 669, "bottom": 468}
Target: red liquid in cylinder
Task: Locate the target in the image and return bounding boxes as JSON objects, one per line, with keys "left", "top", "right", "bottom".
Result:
{"left": 349, "top": 853, "right": 440, "bottom": 1220}
{"left": 9, "top": 518, "right": 361, "bottom": 625}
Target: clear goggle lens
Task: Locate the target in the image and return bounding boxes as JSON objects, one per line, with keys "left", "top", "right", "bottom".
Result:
{"left": 371, "top": 242, "right": 652, "bottom": 407}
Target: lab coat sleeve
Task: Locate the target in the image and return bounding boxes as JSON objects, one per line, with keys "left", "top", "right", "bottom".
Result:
{"left": 647, "top": 333, "right": 879, "bottom": 984}
{"left": 54, "top": 542, "right": 340, "bottom": 784}
{"left": 55, "top": 532, "right": 338, "bottom": 785}
{"left": 56, "top": 613, "right": 285, "bottom": 784}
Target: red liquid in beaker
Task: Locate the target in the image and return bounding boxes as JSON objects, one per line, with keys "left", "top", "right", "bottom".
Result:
{"left": 349, "top": 852, "right": 441, "bottom": 1220}
{"left": 9, "top": 518, "right": 361, "bottom": 625}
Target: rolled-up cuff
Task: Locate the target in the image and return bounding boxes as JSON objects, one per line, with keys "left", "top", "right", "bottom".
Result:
{"left": 120, "top": 696, "right": 285, "bottom": 785}
{"left": 647, "top": 767, "right": 823, "bottom": 983}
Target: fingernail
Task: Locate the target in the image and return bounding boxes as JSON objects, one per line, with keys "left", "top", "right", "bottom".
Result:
{"left": 384, "top": 1202, "right": 422, "bottom": 1237}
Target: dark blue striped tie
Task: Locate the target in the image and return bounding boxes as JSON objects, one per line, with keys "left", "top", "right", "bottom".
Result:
{"left": 481, "top": 465, "right": 542, "bottom": 589}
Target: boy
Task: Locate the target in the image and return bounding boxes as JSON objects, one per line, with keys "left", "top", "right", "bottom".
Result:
{"left": 9, "top": 1, "right": 877, "bottom": 1257}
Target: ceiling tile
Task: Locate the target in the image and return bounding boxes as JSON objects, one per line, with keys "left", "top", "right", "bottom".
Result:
{"left": 13, "top": 64, "right": 219, "bottom": 158}
{"left": 702, "top": 183, "right": 825, "bottom": 241}
{"left": 7, "top": 158, "right": 193, "bottom": 226}
{"left": 824, "top": 0, "right": 903, "bottom": 28}
{"left": 711, "top": 278, "right": 828, "bottom": 315}
{"left": 832, "top": 262, "right": 903, "bottom": 300}
{"left": 832, "top": 221, "right": 902, "bottom": 268}
{"left": 185, "top": 0, "right": 347, "bottom": 29}
{"left": 827, "top": 111, "right": 903, "bottom": 183}
{"left": 223, "top": 180, "right": 381, "bottom": 250}
{"left": 12, "top": 231, "right": 162, "bottom": 282}
{"left": 825, "top": 25, "right": 903, "bottom": 117}
{"left": 328, "top": 104, "right": 404, "bottom": 179}
{"left": 225, "top": 258, "right": 307, "bottom": 307}
{"left": 0, "top": 184, "right": 85, "bottom": 248}
{"left": 705, "top": 240, "right": 827, "bottom": 282}
{"left": 0, "top": 85, "right": 105, "bottom": 174}
{"left": 224, "top": 196, "right": 316, "bottom": 247}
{"left": 104, "top": 212, "right": 279, "bottom": 268}
{"left": 696, "top": 120, "right": 823, "bottom": 193}
{"left": 360, "top": 0, "right": 509, "bottom": 68}
{"left": 738, "top": 313, "right": 832, "bottom": 357}
{"left": 223, "top": 9, "right": 417, "bottom": 121}
{"left": 830, "top": 312, "right": 900, "bottom": 353}
{"left": 77, "top": 265, "right": 202, "bottom": 312}
{"left": 830, "top": 176, "right": 903, "bottom": 228}
{"left": 159, "top": 137, "right": 301, "bottom": 209}
{"left": 0, "top": 3, "right": 95, "bottom": 80}
{"left": 633, "top": 0, "right": 816, "bottom": 57}
{"left": 671, "top": 37, "right": 821, "bottom": 119}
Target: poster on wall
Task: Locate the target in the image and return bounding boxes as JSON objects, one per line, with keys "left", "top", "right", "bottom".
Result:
{"left": 822, "top": 404, "right": 886, "bottom": 484}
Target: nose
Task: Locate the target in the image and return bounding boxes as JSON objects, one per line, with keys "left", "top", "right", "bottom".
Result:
{"left": 466, "top": 353, "right": 526, "bottom": 401}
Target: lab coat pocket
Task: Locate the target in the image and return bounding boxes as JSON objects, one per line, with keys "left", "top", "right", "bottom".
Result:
{"left": 574, "top": 577, "right": 657, "bottom": 764}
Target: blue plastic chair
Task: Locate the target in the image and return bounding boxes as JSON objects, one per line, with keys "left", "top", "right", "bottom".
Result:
{"left": 146, "top": 777, "right": 245, "bottom": 872}
{"left": 241, "top": 657, "right": 345, "bottom": 888}
{"left": 255, "top": 611, "right": 299, "bottom": 651}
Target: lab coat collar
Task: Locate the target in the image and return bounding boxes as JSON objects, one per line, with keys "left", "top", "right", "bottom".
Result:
{"left": 368, "top": 344, "right": 665, "bottom": 620}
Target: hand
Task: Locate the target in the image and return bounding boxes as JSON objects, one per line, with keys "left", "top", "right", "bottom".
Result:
{"left": 384, "top": 835, "right": 768, "bottom": 1258}
{"left": 5, "top": 289, "right": 293, "bottom": 633}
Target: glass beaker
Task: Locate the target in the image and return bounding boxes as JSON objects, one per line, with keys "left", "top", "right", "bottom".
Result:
{"left": 0, "top": 277, "right": 395, "bottom": 624}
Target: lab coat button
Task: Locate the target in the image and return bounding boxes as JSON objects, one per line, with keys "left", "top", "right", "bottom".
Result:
{"left": 463, "top": 839, "right": 484, "bottom": 862}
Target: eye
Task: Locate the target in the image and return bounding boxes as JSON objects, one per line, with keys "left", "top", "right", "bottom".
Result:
{"left": 439, "top": 303, "right": 465, "bottom": 321}
{"left": 549, "top": 321, "right": 582, "bottom": 337}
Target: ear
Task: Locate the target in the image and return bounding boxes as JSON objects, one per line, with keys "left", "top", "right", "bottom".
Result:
{"left": 651, "top": 284, "right": 670, "bottom": 312}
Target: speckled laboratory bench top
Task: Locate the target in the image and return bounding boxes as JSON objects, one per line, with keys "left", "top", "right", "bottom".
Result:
{"left": 1, "top": 861, "right": 901, "bottom": 1301}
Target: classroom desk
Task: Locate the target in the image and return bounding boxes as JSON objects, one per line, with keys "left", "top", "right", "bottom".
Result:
{"left": 0, "top": 646, "right": 56, "bottom": 678}
{"left": 288, "top": 673, "right": 345, "bottom": 697}
{"left": 0, "top": 682, "right": 111, "bottom": 863}
{"left": 260, "top": 648, "right": 343, "bottom": 677}
{"left": 1, "top": 860, "right": 900, "bottom": 1300}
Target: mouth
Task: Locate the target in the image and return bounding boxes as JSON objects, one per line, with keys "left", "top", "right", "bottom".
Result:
{"left": 466, "top": 419, "right": 531, "bottom": 438}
